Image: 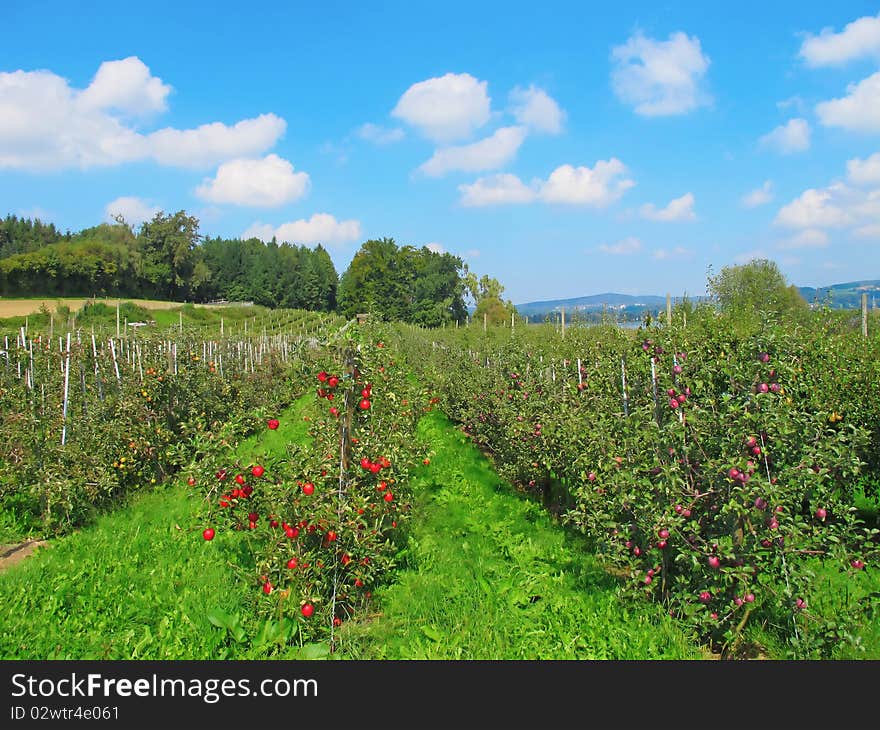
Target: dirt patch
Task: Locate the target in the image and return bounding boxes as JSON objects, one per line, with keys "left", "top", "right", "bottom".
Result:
{"left": 0, "top": 540, "right": 49, "bottom": 572}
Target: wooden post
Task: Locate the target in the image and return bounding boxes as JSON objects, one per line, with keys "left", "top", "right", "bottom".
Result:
{"left": 666, "top": 294, "right": 672, "bottom": 325}
{"left": 61, "top": 332, "right": 71, "bottom": 445}
{"left": 109, "top": 338, "right": 121, "bottom": 383}
{"left": 116, "top": 301, "right": 120, "bottom": 338}
{"left": 863, "top": 293, "right": 868, "bottom": 338}
{"left": 483, "top": 312, "right": 487, "bottom": 333}
{"left": 179, "top": 310, "right": 183, "bottom": 333}
{"left": 221, "top": 317, "right": 224, "bottom": 337}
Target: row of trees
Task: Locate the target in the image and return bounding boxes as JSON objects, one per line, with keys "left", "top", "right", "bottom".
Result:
{"left": 0, "top": 212, "right": 516, "bottom": 326}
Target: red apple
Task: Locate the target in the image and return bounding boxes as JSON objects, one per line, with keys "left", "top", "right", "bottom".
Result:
{"left": 202, "top": 528, "right": 215, "bottom": 541}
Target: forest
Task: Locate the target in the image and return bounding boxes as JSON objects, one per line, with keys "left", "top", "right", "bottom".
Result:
{"left": 0, "top": 213, "right": 502, "bottom": 326}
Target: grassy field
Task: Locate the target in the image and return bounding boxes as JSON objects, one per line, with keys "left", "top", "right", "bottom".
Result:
{"left": 0, "top": 297, "right": 202, "bottom": 318}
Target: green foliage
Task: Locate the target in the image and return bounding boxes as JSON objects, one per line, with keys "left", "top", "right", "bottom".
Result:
{"left": 463, "top": 268, "right": 517, "bottom": 325}
{"left": 393, "top": 309, "right": 880, "bottom": 658}
{"left": 707, "top": 259, "right": 809, "bottom": 328}
{"left": 337, "top": 238, "right": 467, "bottom": 325}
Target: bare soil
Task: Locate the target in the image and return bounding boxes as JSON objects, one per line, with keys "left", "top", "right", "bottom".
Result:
{"left": 0, "top": 539, "right": 49, "bottom": 572}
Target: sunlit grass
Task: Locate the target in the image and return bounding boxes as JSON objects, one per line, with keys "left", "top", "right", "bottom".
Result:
{"left": 337, "top": 410, "right": 702, "bottom": 660}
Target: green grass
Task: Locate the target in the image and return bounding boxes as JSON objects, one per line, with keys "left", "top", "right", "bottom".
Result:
{"left": 336, "top": 410, "right": 703, "bottom": 659}
{"left": 0, "top": 395, "right": 316, "bottom": 660}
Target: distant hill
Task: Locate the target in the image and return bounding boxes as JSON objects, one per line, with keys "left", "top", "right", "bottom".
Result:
{"left": 515, "top": 279, "right": 880, "bottom": 320}
{"left": 515, "top": 292, "right": 699, "bottom": 321}
{"left": 797, "top": 280, "right": 880, "bottom": 309}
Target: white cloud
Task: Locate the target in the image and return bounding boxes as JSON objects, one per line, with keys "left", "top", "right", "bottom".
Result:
{"left": 847, "top": 152, "right": 880, "bottom": 185}
{"left": 816, "top": 72, "right": 880, "bottom": 133}
{"left": 146, "top": 115, "right": 286, "bottom": 168}
{"left": 425, "top": 242, "right": 445, "bottom": 253}
{"left": 78, "top": 57, "right": 171, "bottom": 116}
{"left": 508, "top": 85, "right": 565, "bottom": 134}
{"left": 743, "top": 180, "right": 774, "bottom": 207}
{"left": 458, "top": 159, "right": 634, "bottom": 207}
{"left": 242, "top": 213, "right": 362, "bottom": 247}
{"left": 854, "top": 223, "right": 880, "bottom": 238}
{"left": 653, "top": 246, "right": 691, "bottom": 259}
{"left": 195, "top": 154, "right": 309, "bottom": 207}
{"left": 610, "top": 31, "right": 711, "bottom": 116}
{"left": 104, "top": 196, "right": 160, "bottom": 228}
{"left": 775, "top": 185, "right": 856, "bottom": 228}
{"left": 778, "top": 229, "right": 830, "bottom": 249}
{"left": 418, "top": 126, "right": 527, "bottom": 176}
{"left": 734, "top": 249, "right": 770, "bottom": 264}
{"left": 540, "top": 159, "right": 635, "bottom": 205}
{"left": 241, "top": 222, "right": 276, "bottom": 242}
{"left": 0, "top": 59, "right": 285, "bottom": 171}
{"left": 759, "top": 118, "right": 811, "bottom": 153}
{"left": 356, "top": 123, "right": 405, "bottom": 145}
{"left": 392, "top": 72, "right": 491, "bottom": 142}
{"left": 799, "top": 13, "right": 880, "bottom": 67}
{"left": 17, "top": 206, "right": 54, "bottom": 222}
{"left": 777, "top": 96, "right": 806, "bottom": 113}
{"left": 640, "top": 192, "right": 696, "bottom": 221}
{"left": 458, "top": 173, "right": 538, "bottom": 207}
{"left": 599, "top": 236, "right": 642, "bottom": 255}
{"left": 465, "top": 249, "right": 480, "bottom": 258}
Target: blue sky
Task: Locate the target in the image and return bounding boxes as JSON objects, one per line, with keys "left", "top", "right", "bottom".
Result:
{"left": 2, "top": 1, "right": 880, "bottom": 304}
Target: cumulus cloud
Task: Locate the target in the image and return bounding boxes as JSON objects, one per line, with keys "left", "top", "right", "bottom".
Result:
{"left": 0, "top": 59, "right": 285, "bottom": 171}
{"left": 734, "top": 249, "right": 770, "bottom": 264}
{"left": 78, "top": 57, "right": 171, "bottom": 116}
{"left": 778, "top": 229, "right": 830, "bottom": 249}
{"left": 104, "top": 196, "right": 160, "bottom": 228}
{"left": 759, "top": 118, "right": 811, "bottom": 153}
{"left": 610, "top": 31, "right": 711, "bottom": 116}
{"left": 774, "top": 185, "right": 856, "bottom": 228}
{"left": 599, "top": 236, "right": 642, "bottom": 255}
{"left": 640, "top": 193, "right": 696, "bottom": 221}
{"left": 775, "top": 179, "right": 880, "bottom": 244}
{"left": 392, "top": 72, "right": 491, "bottom": 142}
{"left": 242, "top": 213, "right": 362, "bottom": 247}
{"left": 540, "top": 159, "right": 635, "bottom": 205}
{"left": 799, "top": 13, "right": 880, "bottom": 67}
{"left": 356, "top": 123, "right": 405, "bottom": 145}
{"left": 742, "top": 180, "right": 774, "bottom": 208}
{"left": 425, "top": 242, "right": 445, "bottom": 253}
{"left": 418, "top": 126, "right": 527, "bottom": 177}
{"left": 847, "top": 152, "right": 880, "bottom": 185}
{"left": 195, "top": 154, "right": 309, "bottom": 207}
{"left": 854, "top": 223, "right": 880, "bottom": 238}
{"left": 508, "top": 85, "right": 565, "bottom": 134}
{"left": 458, "top": 173, "right": 538, "bottom": 207}
{"left": 458, "top": 159, "right": 634, "bottom": 207}
{"left": 652, "top": 246, "right": 691, "bottom": 259}
{"left": 815, "top": 72, "right": 880, "bottom": 133}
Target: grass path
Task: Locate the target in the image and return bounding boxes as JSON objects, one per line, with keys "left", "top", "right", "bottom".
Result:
{"left": 338, "top": 410, "right": 702, "bottom": 660}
